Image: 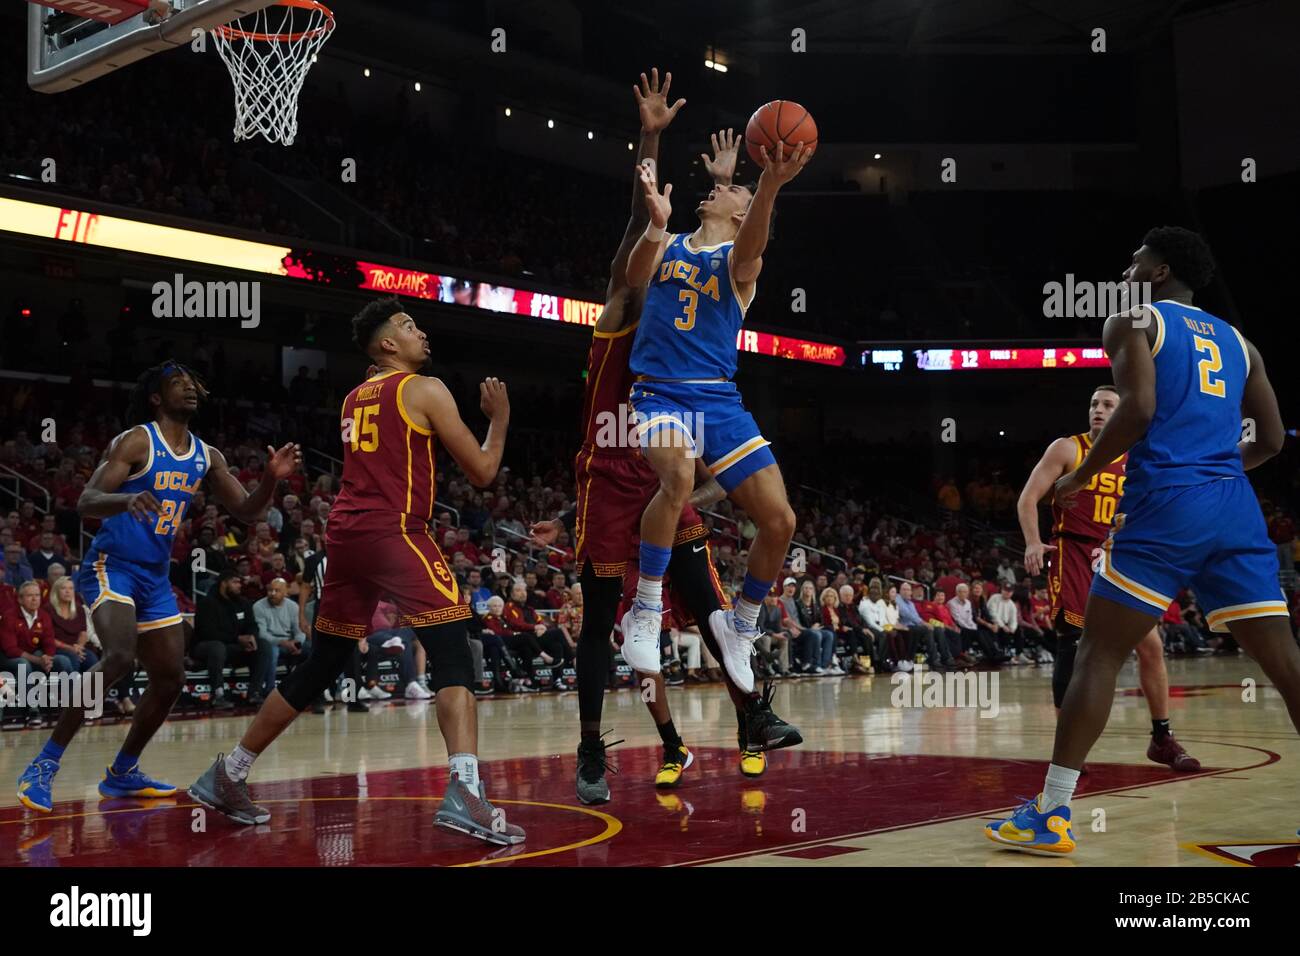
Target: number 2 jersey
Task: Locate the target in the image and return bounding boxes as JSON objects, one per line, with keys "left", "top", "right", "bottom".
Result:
{"left": 1122, "top": 299, "right": 1249, "bottom": 504}
{"left": 1091, "top": 299, "right": 1286, "bottom": 631}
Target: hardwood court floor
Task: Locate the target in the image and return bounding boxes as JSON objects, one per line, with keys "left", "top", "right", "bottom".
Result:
{"left": 1, "top": 655, "right": 1296, "bottom": 866}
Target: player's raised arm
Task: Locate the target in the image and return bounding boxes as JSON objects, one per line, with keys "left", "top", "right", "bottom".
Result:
{"left": 1016, "top": 438, "right": 1076, "bottom": 574}
{"left": 625, "top": 162, "right": 672, "bottom": 288}
{"left": 608, "top": 69, "right": 684, "bottom": 299}
{"left": 77, "top": 426, "right": 161, "bottom": 522}
{"left": 1238, "top": 337, "right": 1285, "bottom": 470}
{"left": 1056, "top": 311, "right": 1156, "bottom": 502}
{"left": 409, "top": 376, "right": 509, "bottom": 488}
{"left": 731, "top": 140, "right": 811, "bottom": 283}
{"left": 701, "top": 128, "right": 739, "bottom": 186}
{"left": 206, "top": 443, "right": 303, "bottom": 524}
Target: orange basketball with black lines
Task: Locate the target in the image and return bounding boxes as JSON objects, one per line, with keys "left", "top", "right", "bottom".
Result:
{"left": 745, "top": 100, "right": 817, "bottom": 166}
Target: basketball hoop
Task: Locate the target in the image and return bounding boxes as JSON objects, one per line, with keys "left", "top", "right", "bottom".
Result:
{"left": 211, "top": 0, "right": 334, "bottom": 146}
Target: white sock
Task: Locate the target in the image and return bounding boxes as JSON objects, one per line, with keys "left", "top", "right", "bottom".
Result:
{"left": 449, "top": 752, "right": 480, "bottom": 797}
{"left": 735, "top": 597, "right": 761, "bottom": 628}
{"left": 635, "top": 577, "right": 663, "bottom": 610}
{"left": 225, "top": 744, "right": 258, "bottom": 783}
{"left": 1041, "top": 763, "right": 1080, "bottom": 810}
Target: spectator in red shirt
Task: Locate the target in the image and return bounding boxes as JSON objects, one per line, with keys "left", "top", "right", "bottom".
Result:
{"left": 928, "top": 588, "right": 972, "bottom": 666}
{"left": 236, "top": 454, "right": 263, "bottom": 486}
{"left": 234, "top": 556, "right": 265, "bottom": 603}
{"left": 260, "top": 552, "right": 291, "bottom": 590}
{"left": 249, "top": 521, "right": 278, "bottom": 561}
{"left": 545, "top": 571, "right": 569, "bottom": 610}
{"left": 2, "top": 581, "right": 77, "bottom": 683}
{"left": 47, "top": 576, "right": 98, "bottom": 673}
{"left": 16, "top": 502, "right": 40, "bottom": 542}
{"left": 451, "top": 527, "right": 482, "bottom": 567}
{"left": 481, "top": 594, "right": 538, "bottom": 690}
{"left": 503, "top": 581, "right": 567, "bottom": 676}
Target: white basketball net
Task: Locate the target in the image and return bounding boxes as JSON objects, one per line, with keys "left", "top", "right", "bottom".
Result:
{"left": 211, "top": 1, "right": 334, "bottom": 146}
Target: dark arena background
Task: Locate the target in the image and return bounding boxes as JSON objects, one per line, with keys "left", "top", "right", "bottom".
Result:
{"left": 1, "top": 0, "right": 1297, "bottom": 935}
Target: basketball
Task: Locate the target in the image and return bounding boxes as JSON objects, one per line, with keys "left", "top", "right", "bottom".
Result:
{"left": 745, "top": 100, "right": 818, "bottom": 166}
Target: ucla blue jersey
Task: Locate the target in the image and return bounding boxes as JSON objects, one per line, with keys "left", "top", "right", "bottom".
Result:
{"left": 1123, "top": 300, "right": 1249, "bottom": 503}
{"left": 90, "top": 422, "right": 209, "bottom": 568}
{"left": 630, "top": 233, "right": 753, "bottom": 380}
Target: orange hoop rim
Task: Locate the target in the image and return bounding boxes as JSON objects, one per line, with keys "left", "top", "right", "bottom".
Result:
{"left": 213, "top": 0, "right": 335, "bottom": 43}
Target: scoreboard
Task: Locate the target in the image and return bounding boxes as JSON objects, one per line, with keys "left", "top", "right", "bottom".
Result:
{"left": 862, "top": 346, "right": 1109, "bottom": 372}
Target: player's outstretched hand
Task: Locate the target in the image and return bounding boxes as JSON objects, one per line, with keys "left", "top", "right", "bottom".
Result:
{"left": 127, "top": 490, "right": 163, "bottom": 524}
{"left": 528, "top": 519, "right": 561, "bottom": 547}
{"left": 266, "top": 443, "right": 303, "bottom": 480}
{"left": 1054, "top": 470, "right": 1085, "bottom": 509}
{"left": 480, "top": 377, "right": 510, "bottom": 421}
{"left": 637, "top": 161, "right": 672, "bottom": 229}
{"left": 1023, "top": 542, "right": 1057, "bottom": 576}
{"left": 758, "top": 141, "right": 813, "bottom": 187}
{"left": 701, "top": 128, "right": 740, "bottom": 185}
{"left": 634, "top": 67, "right": 685, "bottom": 134}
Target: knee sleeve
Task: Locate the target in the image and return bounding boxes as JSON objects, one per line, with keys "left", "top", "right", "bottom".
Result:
{"left": 1052, "top": 617, "right": 1081, "bottom": 709}
{"left": 413, "top": 619, "right": 475, "bottom": 693}
{"left": 280, "top": 631, "right": 357, "bottom": 711}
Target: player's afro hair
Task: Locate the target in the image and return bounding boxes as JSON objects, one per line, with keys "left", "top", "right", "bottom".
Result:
{"left": 351, "top": 296, "right": 406, "bottom": 353}
{"left": 127, "top": 359, "right": 208, "bottom": 424}
{"left": 1142, "top": 226, "right": 1216, "bottom": 291}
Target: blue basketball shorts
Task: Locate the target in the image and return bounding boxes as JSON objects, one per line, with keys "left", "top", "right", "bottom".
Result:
{"left": 628, "top": 379, "right": 776, "bottom": 493}
{"left": 77, "top": 547, "right": 182, "bottom": 632}
{"left": 1091, "top": 476, "right": 1287, "bottom": 632}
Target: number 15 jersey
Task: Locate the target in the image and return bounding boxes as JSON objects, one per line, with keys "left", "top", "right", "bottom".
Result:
{"left": 333, "top": 370, "right": 438, "bottom": 530}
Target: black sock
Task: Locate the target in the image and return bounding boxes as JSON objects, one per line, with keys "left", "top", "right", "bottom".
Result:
{"left": 657, "top": 718, "right": 682, "bottom": 750}
{"left": 1152, "top": 718, "right": 1171, "bottom": 739}
{"left": 580, "top": 725, "right": 601, "bottom": 742}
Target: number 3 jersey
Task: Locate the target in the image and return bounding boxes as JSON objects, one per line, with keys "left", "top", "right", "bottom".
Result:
{"left": 89, "top": 421, "right": 209, "bottom": 568}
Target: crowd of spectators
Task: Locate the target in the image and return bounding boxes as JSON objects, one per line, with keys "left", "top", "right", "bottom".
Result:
{"left": 1, "top": 391, "right": 1296, "bottom": 726}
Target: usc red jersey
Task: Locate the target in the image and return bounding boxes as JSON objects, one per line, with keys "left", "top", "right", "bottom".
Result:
{"left": 333, "top": 370, "right": 438, "bottom": 529}
{"left": 1052, "top": 432, "right": 1127, "bottom": 543}
{"left": 579, "top": 322, "right": 639, "bottom": 458}
{"left": 316, "top": 369, "right": 468, "bottom": 637}
{"left": 1046, "top": 432, "right": 1126, "bottom": 628}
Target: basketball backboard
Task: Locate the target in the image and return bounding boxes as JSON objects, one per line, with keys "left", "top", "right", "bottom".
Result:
{"left": 27, "top": 0, "right": 277, "bottom": 93}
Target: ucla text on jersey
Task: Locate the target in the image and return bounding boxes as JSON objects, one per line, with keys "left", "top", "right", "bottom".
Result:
{"left": 630, "top": 233, "right": 754, "bottom": 381}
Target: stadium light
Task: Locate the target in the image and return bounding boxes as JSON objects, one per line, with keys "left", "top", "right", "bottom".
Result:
{"left": 414, "top": 81, "right": 421, "bottom": 92}
{"left": 363, "top": 67, "right": 370, "bottom": 77}
{"left": 547, "top": 119, "right": 555, "bottom": 129}
{"left": 874, "top": 153, "right": 882, "bottom": 159}
{"left": 587, "top": 131, "right": 593, "bottom": 140}
{"left": 504, "top": 107, "right": 511, "bottom": 117}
